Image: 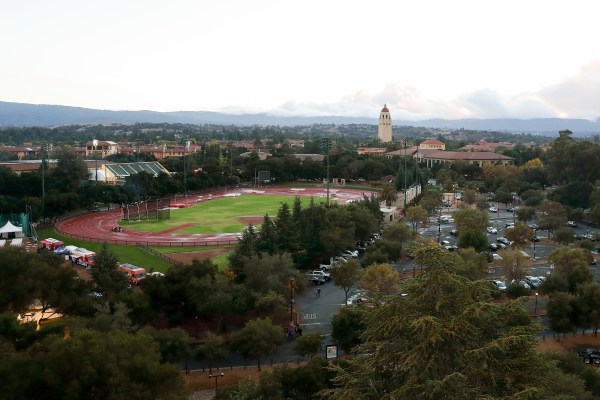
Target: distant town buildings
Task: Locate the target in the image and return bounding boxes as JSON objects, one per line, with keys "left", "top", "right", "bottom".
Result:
{"left": 378, "top": 105, "right": 392, "bottom": 143}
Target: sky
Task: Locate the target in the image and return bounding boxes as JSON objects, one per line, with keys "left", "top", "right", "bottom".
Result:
{"left": 2, "top": 0, "right": 600, "bottom": 121}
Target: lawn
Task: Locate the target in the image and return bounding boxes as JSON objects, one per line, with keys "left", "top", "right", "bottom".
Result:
{"left": 37, "top": 227, "right": 172, "bottom": 273}
{"left": 121, "top": 195, "right": 323, "bottom": 234}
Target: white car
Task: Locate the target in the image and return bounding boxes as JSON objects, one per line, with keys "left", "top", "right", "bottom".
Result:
{"left": 493, "top": 281, "right": 507, "bottom": 292}
{"left": 342, "top": 250, "right": 358, "bottom": 258}
{"left": 310, "top": 270, "right": 331, "bottom": 280}
{"left": 487, "top": 227, "right": 498, "bottom": 234}
{"left": 492, "top": 253, "right": 503, "bottom": 261}
{"left": 489, "top": 207, "right": 498, "bottom": 213}
{"left": 568, "top": 221, "right": 577, "bottom": 227}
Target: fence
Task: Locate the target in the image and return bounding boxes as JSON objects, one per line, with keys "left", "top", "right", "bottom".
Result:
{"left": 53, "top": 230, "right": 239, "bottom": 247}
{"left": 136, "top": 243, "right": 178, "bottom": 265}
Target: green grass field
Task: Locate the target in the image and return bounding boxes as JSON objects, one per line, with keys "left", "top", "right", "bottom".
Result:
{"left": 38, "top": 227, "right": 173, "bottom": 273}
{"left": 122, "top": 195, "right": 323, "bottom": 234}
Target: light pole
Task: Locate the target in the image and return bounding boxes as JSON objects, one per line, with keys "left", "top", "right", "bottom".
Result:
{"left": 322, "top": 138, "right": 332, "bottom": 207}
{"left": 403, "top": 139, "right": 407, "bottom": 210}
{"left": 195, "top": 315, "right": 199, "bottom": 339}
{"left": 437, "top": 207, "right": 441, "bottom": 244}
{"left": 209, "top": 372, "right": 224, "bottom": 392}
{"left": 534, "top": 292, "right": 539, "bottom": 315}
{"left": 289, "top": 278, "right": 295, "bottom": 323}
{"left": 533, "top": 229, "right": 537, "bottom": 259}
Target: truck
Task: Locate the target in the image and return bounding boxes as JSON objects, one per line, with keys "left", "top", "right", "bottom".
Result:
{"left": 578, "top": 348, "right": 600, "bottom": 364}
{"left": 69, "top": 248, "right": 96, "bottom": 269}
{"left": 118, "top": 263, "right": 147, "bottom": 285}
{"left": 38, "top": 238, "right": 64, "bottom": 252}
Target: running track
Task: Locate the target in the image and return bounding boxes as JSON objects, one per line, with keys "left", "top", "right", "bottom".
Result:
{"left": 56, "top": 187, "right": 377, "bottom": 247}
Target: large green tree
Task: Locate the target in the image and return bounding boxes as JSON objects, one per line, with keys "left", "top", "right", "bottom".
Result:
{"left": 322, "top": 245, "right": 575, "bottom": 399}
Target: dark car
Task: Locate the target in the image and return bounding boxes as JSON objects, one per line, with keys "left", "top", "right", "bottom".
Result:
{"left": 450, "top": 229, "right": 458, "bottom": 236}
{"left": 531, "top": 235, "right": 540, "bottom": 242}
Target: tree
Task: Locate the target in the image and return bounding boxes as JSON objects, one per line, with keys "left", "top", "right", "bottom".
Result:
{"left": 0, "top": 328, "right": 189, "bottom": 399}
{"left": 90, "top": 242, "right": 130, "bottom": 300}
{"left": 382, "top": 222, "right": 414, "bottom": 247}
{"left": 331, "top": 305, "right": 367, "bottom": 352}
{"left": 255, "top": 214, "right": 277, "bottom": 255}
{"left": 359, "top": 263, "right": 400, "bottom": 296}
{"left": 294, "top": 332, "right": 323, "bottom": 359}
{"left": 555, "top": 227, "right": 575, "bottom": 245}
{"left": 538, "top": 200, "right": 568, "bottom": 239}
{"left": 322, "top": 245, "right": 571, "bottom": 399}
{"left": 378, "top": 183, "right": 397, "bottom": 207}
{"left": 461, "top": 189, "right": 478, "bottom": 207}
{"left": 228, "top": 224, "right": 257, "bottom": 282}
{"left": 329, "top": 259, "right": 363, "bottom": 305}
{"left": 232, "top": 318, "right": 284, "bottom": 370}
{"left": 505, "top": 223, "right": 534, "bottom": 249}
{"left": 494, "top": 249, "right": 532, "bottom": 282}
{"left": 548, "top": 247, "right": 593, "bottom": 293}
{"left": 140, "top": 326, "right": 190, "bottom": 364}
{"left": 195, "top": 331, "right": 230, "bottom": 373}
{"left": 547, "top": 292, "right": 575, "bottom": 337}
{"left": 516, "top": 206, "right": 536, "bottom": 223}
{"left": 453, "top": 208, "right": 488, "bottom": 234}
{"left": 458, "top": 229, "right": 488, "bottom": 252}
{"left": 404, "top": 206, "right": 428, "bottom": 232}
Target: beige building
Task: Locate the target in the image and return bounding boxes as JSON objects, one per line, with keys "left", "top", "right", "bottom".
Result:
{"left": 419, "top": 139, "right": 445, "bottom": 151}
{"left": 85, "top": 140, "right": 118, "bottom": 157}
{"left": 378, "top": 105, "right": 392, "bottom": 143}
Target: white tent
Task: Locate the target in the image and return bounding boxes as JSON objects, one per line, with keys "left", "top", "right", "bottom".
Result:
{"left": 0, "top": 221, "right": 23, "bottom": 238}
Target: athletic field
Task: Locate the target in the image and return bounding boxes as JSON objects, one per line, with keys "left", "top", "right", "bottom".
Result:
{"left": 121, "top": 195, "right": 323, "bottom": 234}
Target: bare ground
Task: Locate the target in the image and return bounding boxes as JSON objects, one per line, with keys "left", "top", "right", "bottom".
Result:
{"left": 167, "top": 248, "right": 232, "bottom": 264}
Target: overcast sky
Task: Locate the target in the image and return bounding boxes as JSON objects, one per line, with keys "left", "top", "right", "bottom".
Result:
{"left": 2, "top": 0, "right": 600, "bottom": 120}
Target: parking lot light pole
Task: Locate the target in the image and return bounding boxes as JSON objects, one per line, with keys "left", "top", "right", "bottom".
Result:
{"left": 533, "top": 229, "right": 537, "bottom": 259}
{"left": 534, "top": 292, "right": 539, "bottom": 315}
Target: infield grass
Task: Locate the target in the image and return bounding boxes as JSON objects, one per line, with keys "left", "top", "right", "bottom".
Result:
{"left": 121, "top": 194, "right": 324, "bottom": 234}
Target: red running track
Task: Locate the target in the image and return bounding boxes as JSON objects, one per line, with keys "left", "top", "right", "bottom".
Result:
{"left": 56, "top": 187, "right": 377, "bottom": 247}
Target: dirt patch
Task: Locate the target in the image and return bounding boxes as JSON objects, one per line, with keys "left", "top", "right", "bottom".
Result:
{"left": 537, "top": 333, "right": 600, "bottom": 354}
{"left": 166, "top": 248, "right": 231, "bottom": 264}
{"left": 236, "top": 216, "right": 264, "bottom": 226}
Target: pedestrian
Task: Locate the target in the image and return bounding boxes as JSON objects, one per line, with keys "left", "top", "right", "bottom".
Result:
{"left": 297, "top": 326, "right": 303, "bottom": 336}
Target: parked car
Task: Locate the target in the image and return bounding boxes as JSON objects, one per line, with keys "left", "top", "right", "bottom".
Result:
{"left": 496, "top": 237, "right": 511, "bottom": 245}
{"left": 488, "top": 206, "right": 498, "bottom": 213}
{"left": 440, "top": 240, "right": 451, "bottom": 246}
{"left": 525, "top": 276, "right": 541, "bottom": 289}
{"left": 489, "top": 243, "right": 499, "bottom": 251}
{"left": 493, "top": 280, "right": 507, "bottom": 292}
{"left": 444, "top": 245, "right": 458, "bottom": 252}
{"left": 505, "top": 222, "right": 515, "bottom": 229}
{"left": 518, "top": 250, "right": 532, "bottom": 259}
{"left": 449, "top": 229, "right": 459, "bottom": 236}
{"left": 492, "top": 253, "right": 503, "bottom": 261}
{"left": 507, "top": 207, "right": 516, "bottom": 213}
{"left": 487, "top": 226, "right": 498, "bottom": 234}
{"left": 310, "top": 270, "right": 331, "bottom": 281}
{"left": 528, "top": 223, "right": 540, "bottom": 230}
{"left": 342, "top": 250, "right": 358, "bottom": 258}
{"left": 306, "top": 274, "right": 326, "bottom": 285}
{"left": 531, "top": 235, "right": 540, "bottom": 242}
{"left": 568, "top": 221, "right": 577, "bottom": 227}
{"left": 510, "top": 280, "right": 531, "bottom": 290}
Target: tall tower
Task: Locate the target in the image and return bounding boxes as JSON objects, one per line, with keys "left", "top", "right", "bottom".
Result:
{"left": 378, "top": 104, "right": 392, "bottom": 143}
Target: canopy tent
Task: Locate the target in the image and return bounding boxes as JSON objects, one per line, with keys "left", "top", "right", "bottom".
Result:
{"left": 0, "top": 221, "right": 23, "bottom": 238}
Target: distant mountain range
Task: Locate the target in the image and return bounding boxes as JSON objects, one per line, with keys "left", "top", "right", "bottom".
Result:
{"left": 1, "top": 101, "right": 599, "bottom": 136}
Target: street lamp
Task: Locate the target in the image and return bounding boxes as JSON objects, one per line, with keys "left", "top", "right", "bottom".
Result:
{"left": 289, "top": 278, "right": 295, "bottom": 323}
{"left": 209, "top": 372, "right": 224, "bottom": 392}
{"left": 534, "top": 292, "right": 539, "bottom": 315}
{"left": 195, "top": 315, "right": 199, "bottom": 339}
{"left": 532, "top": 229, "right": 537, "bottom": 259}
{"left": 437, "top": 207, "right": 441, "bottom": 244}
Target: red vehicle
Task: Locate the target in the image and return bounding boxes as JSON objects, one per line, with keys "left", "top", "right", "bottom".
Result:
{"left": 38, "top": 238, "right": 64, "bottom": 252}
{"left": 69, "top": 248, "right": 95, "bottom": 269}
{"left": 118, "top": 263, "right": 146, "bottom": 285}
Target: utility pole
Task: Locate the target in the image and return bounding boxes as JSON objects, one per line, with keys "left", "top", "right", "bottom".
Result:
{"left": 41, "top": 142, "right": 46, "bottom": 218}
{"left": 321, "top": 137, "right": 332, "bottom": 207}
{"left": 403, "top": 139, "right": 408, "bottom": 210}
